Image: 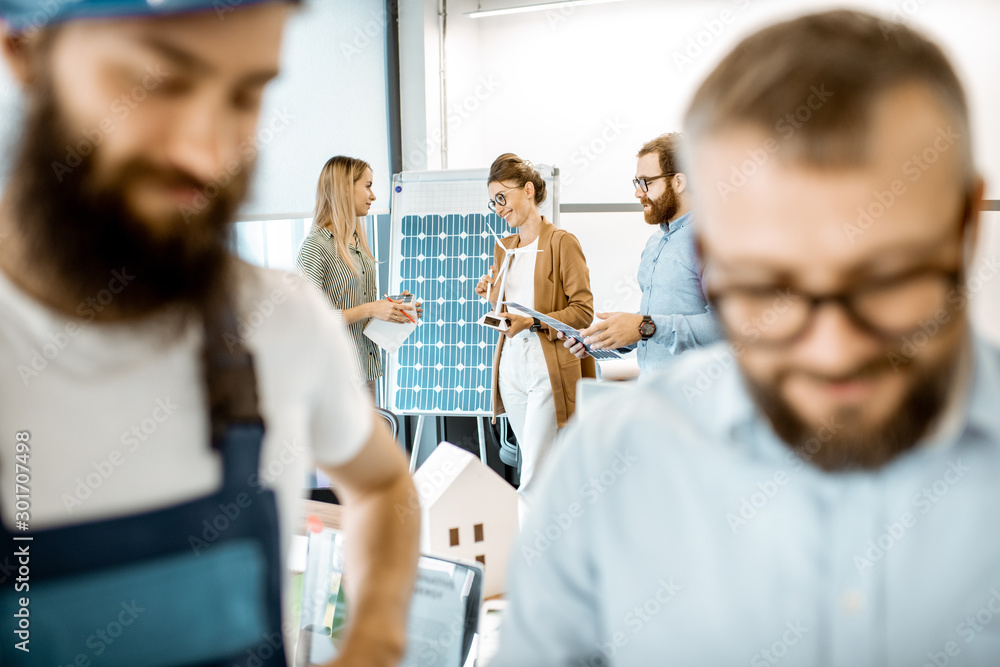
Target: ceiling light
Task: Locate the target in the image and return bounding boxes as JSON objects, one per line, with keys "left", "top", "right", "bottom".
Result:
{"left": 467, "top": 0, "right": 624, "bottom": 19}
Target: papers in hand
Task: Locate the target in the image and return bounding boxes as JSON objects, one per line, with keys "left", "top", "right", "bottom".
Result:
{"left": 503, "top": 302, "right": 627, "bottom": 360}
{"left": 363, "top": 294, "right": 419, "bottom": 354}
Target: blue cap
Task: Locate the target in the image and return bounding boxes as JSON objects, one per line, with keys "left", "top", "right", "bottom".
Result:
{"left": 0, "top": 0, "right": 291, "bottom": 32}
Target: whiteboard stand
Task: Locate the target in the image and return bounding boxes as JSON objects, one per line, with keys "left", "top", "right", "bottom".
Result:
{"left": 476, "top": 417, "right": 488, "bottom": 465}
{"left": 409, "top": 414, "right": 426, "bottom": 474}
{"left": 409, "top": 414, "right": 491, "bottom": 473}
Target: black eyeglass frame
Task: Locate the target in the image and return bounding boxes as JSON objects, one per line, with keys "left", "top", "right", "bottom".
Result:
{"left": 633, "top": 173, "right": 675, "bottom": 193}
{"left": 488, "top": 185, "right": 525, "bottom": 214}
{"left": 705, "top": 195, "right": 974, "bottom": 348}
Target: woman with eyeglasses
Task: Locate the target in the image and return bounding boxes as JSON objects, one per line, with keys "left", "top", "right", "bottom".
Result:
{"left": 475, "top": 153, "right": 595, "bottom": 521}
{"left": 297, "top": 156, "right": 422, "bottom": 402}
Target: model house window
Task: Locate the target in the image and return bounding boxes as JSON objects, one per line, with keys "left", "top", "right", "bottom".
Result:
{"left": 449, "top": 527, "right": 460, "bottom": 547}
{"left": 476, "top": 555, "right": 486, "bottom": 566}
{"left": 474, "top": 523, "right": 484, "bottom": 542}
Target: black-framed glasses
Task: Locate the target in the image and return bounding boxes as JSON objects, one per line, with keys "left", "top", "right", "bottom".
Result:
{"left": 633, "top": 173, "right": 674, "bottom": 193}
{"left": 706, "top": 192, "right": 974, "bottom": 347}
{"left": 488, "top": 185, "right": 524, "bottom": 213}
{"left": 707, "top": 266, "right": 963, "bottom": 347}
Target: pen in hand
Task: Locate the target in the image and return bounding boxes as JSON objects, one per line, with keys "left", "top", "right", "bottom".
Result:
{"left": 384, "top": 294, "right": 417, "bottom": 324}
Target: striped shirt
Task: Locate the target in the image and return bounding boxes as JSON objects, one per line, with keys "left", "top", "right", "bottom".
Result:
{"left": 296, "top": 226, "right": 382, "bottom": 382}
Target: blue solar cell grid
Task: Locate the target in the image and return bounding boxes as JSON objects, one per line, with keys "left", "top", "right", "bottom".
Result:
{"left": 393, "top": 213, "right": 511, "bottom": 414}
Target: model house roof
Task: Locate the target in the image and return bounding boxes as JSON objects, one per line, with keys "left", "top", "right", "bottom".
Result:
{"left": 414, "top": 441, "right": 512, "bottom": 508}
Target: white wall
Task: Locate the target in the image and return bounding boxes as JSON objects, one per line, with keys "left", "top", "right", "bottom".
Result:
{"left": 241, "top": 0, "right": 391, "bottom": 216}
{"left": 436, "top": 0, "right": 1000, "bottom": 201}
{"left": 400, "top": 0, "right": 1000, "bottom": 340}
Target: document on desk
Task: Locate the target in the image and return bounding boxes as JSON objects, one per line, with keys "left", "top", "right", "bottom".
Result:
{"left": 503, "top": 302, "right": 626, "bottom": 360}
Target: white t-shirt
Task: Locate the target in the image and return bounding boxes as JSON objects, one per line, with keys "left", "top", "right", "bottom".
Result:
{"left": 0, "top": 262, "right": 372, "bottom": 654}
{"left": 503, "top": 238, "right": 538, "bottom": 339}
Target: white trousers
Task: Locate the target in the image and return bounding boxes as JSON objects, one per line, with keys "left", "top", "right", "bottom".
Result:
{"left": 498, "top": 334, "right": 559, "bottom": 524}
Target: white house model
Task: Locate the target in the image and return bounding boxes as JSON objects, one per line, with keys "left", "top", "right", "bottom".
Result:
{"left": 413, "top": 441, "right": 518, "bottom": 598}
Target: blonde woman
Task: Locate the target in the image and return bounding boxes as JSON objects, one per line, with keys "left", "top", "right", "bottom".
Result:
{"left": 297, "top": 156, "right": 421, "bottom": 400}
{"left": 475, "top": 154, "right": 595, "bottom": 520}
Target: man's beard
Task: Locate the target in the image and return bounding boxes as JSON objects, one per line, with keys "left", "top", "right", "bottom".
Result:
{"left": 641, "top": 182, "right": 679, "bottom": 226}
{"left": 7, "top": 79, "right": 250, "bottom": 320}
{"left": 743, "top": 347, "right": 960, "bottom": 471}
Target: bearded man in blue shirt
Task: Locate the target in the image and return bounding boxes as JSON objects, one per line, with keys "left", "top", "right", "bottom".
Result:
{"left": 495, "top": 9, "right": 1000, "bottom": 667}
{"left": 564, "top": 133, "right": 723, "bottom": 376}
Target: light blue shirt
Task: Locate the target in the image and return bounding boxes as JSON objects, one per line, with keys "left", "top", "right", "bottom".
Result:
{"left": 493, "top": 336, "right": 1000, "bottom": 666}
{"left": 635, "top": 211, "right": 722, "bottom": 375}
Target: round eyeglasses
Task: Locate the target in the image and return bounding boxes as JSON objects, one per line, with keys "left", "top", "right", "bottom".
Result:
{"left": 488, "top": 185, "right": 524, "bottom": 214}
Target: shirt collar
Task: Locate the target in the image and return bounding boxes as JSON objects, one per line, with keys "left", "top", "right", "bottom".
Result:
{"left": 317, "top": 226, "right": 359, "bottom": 251}
{"left": 660, "top": 210, "right": 694, "bottom": 237}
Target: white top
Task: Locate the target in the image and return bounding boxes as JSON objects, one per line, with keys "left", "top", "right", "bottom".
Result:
{"left": 0, "top": 263, "right": 372, "bottom": 659}
{"left": 503, "top": 238, "right": 538, "bottom": 339}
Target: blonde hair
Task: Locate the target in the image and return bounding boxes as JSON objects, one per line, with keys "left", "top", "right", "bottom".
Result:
{"left": 312, "top": 156, "right": 375, "bottom": 275}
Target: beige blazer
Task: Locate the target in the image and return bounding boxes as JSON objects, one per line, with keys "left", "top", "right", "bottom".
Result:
{"left": 491, "top": 217, "right": 596, "bottom": 428}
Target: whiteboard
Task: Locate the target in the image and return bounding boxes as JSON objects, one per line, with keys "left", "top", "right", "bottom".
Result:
{"left": 386, "top": 166, "right": 560, "bottom": 416}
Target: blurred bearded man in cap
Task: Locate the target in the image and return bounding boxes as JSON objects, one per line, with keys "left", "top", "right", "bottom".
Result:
{"left": 0, "top": 2, "right": 418, "bottom": 666}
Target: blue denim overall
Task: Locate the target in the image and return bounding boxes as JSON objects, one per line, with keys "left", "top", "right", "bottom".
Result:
{"left": 0, "top": 307, "right": 287, "bottom": 666}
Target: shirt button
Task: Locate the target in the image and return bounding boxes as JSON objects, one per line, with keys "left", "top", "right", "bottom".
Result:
{"left": 841, "top": 590, "right": 865, "bottom": 615}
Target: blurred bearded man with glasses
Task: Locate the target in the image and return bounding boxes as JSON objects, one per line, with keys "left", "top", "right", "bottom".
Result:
{"left": 494, "top": 9, "right": 1000, "bottom": 666}
{"left": 561, "top": 133, "right": 723, "bottom": 376}
{"left": 0, "top": 2, "right": 418, "bottom": 665}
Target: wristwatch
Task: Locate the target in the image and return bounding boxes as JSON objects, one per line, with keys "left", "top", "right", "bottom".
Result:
{"left": 639, "top": 315, "right": 656, "bottom": 340}
{"left": 530, "top": 317, "right": 543, "bottom": 333}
